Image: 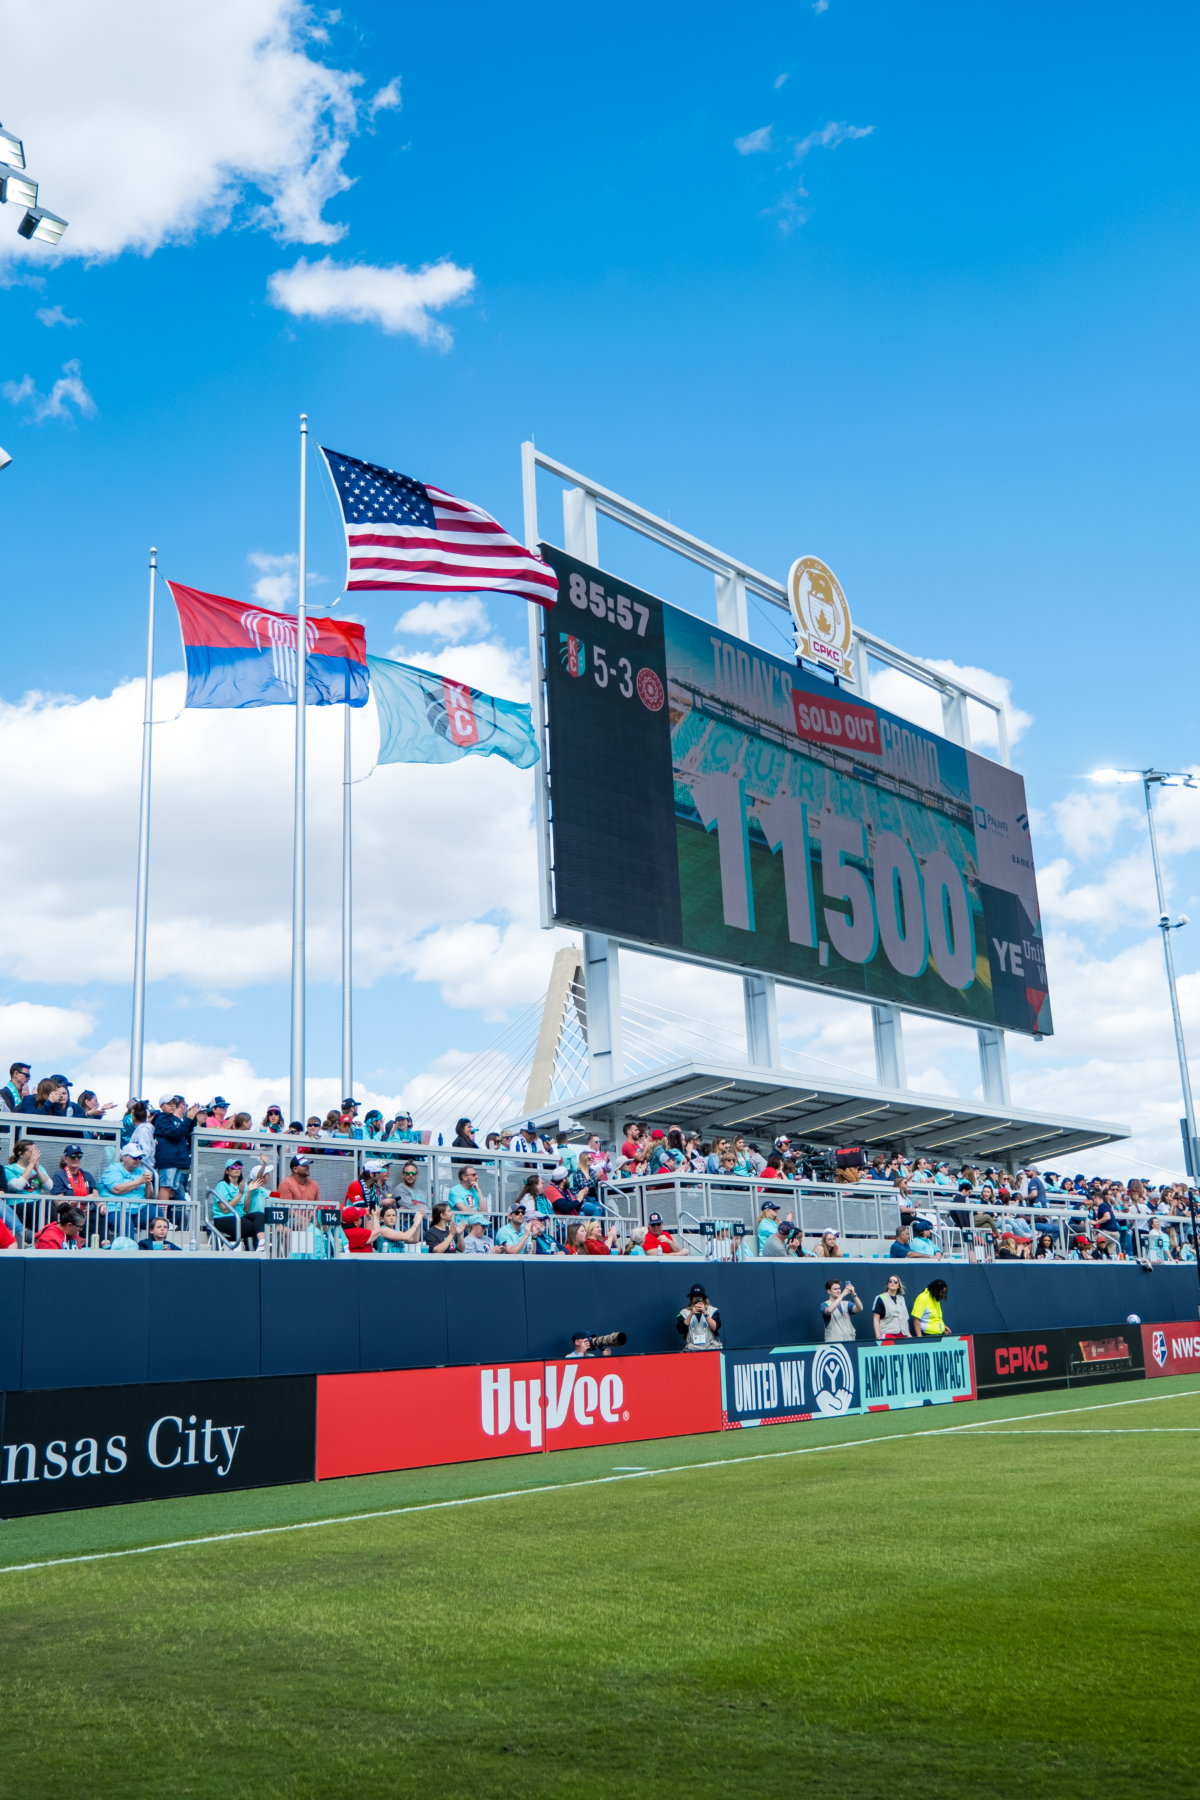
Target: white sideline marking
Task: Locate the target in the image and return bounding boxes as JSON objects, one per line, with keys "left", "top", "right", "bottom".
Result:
{"left": 965, "top": 1428, "right": 1200, "bottom": 1434}
{"left": 2, "top": 1386, "right": 1197, "bottom": 1577}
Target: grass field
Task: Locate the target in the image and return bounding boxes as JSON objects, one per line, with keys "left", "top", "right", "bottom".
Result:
{"left": 2, "top": 1378, "right": 1199, "bottom": 1799}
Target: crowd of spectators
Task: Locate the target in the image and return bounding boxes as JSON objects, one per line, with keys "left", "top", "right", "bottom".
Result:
{"left": 1, "top": 1065, "right": 1197, "bottom": 1265}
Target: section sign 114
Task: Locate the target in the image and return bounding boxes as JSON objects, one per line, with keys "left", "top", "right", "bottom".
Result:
{"left": 539, "top": 544, "right": 1051, "bottom": 1036}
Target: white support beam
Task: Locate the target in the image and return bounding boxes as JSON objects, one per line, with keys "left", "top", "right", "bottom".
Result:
{"left": 977, "top": 1027, "right": 1011, "bottom": 1106}
{"left": 715, "top": 569, "right": 749, "bottom": 640}
{"left": 872, "top": 1003, "right": 907, "bottom": 1089}
{"left": 743, "top": 973, "right": 781, "bottom": 1069}
{"left": 563, "top": 487, "right": 598, "bottom": 564}
{"left": 940, "top": 689, "right": 971, "bottom": 749}
{"left": 849, "top": 635, "right": 871, "bottom": 699}
{"left": 583, "top": 933, "right": 623, "bottom": 1090}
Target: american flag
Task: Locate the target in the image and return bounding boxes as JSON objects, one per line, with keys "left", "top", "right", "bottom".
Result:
{"left": 321, "top": 447, "right": 558, "bottom": 608}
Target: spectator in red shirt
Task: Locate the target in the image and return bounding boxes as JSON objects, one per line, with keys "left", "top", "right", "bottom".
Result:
{"left": 759, "top": 1153, "right": 784, "bottom": 1181}
{"left": 342, "top": 1160, "right": 391, "bottom": 1251}
{"left": 582, "top": 1219, "right": 619, "bottom": 1255}
{"left": 643, "top": 1210, "right": 687, "bottom": 1256}
{"left": 620, "top": 1121, "right": 642, "bottom": 1162}
{"left": 35, "top": 1202, "right": 85, "bottom": 1250}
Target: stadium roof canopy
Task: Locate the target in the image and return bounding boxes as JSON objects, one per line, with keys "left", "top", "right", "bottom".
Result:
{"left": 524, "top": 1058, "right": 1130, "bottom": 1165}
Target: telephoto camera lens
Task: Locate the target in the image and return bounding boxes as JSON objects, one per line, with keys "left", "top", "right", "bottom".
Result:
{"left": 588, "top": 1331, "right": 627, "bottom": 1349}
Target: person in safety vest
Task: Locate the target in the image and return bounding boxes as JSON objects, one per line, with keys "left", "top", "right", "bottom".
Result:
{"left": 911, "top": 1278, "right": 950, "bottom": 1337}
{"left": 677, "top": 1283, "right": 722, "bottom": 1351}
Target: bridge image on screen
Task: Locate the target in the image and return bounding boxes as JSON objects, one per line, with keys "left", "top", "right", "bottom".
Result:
{"left": 540, "top": 544, "right": 1051, "bottom": 1038}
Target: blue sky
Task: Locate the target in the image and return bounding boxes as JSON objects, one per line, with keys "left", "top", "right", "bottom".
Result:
{"left": 2, "top": 0, "right": 1199, "bottom": 1167}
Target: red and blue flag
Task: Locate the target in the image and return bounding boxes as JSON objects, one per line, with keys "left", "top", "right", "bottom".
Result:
{"left": 167, "top": 583, "right": 369, "bottom": 710}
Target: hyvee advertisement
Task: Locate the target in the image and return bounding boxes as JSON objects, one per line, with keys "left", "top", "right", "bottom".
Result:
{"left": 541, "top": 545, "right": 1051, "bottom": 1036}
{"left": 315, "top": 1355, "right": 722, "bottom": 1479}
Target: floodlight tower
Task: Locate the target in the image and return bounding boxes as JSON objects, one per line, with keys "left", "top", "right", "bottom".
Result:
{"left": 1091, "top": 768, "right": 1199, "bottom": 1172}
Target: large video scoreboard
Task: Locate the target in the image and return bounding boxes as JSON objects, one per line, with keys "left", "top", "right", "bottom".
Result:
{"left": 539, "top": 543, "right": 1052, "bottom": 1038}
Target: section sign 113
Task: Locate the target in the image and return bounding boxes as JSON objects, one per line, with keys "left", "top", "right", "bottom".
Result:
{"left": 539, "top": 543, "right": 1051, "bottom": 1036}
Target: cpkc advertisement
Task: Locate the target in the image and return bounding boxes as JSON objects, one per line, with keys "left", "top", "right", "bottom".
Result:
{"left": 540, "top": 544, "right": 1051, "bottom": 1036}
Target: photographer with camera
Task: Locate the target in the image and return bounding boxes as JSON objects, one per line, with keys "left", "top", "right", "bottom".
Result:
{"left": 565, "top": 1330, "right": 627, "bottom": 1359}
{"left": 676, "top": 1283, "right": 722, "bottom": 1351}
{"left": 821, "top": 1278, "right": 862, "bottom": 1341}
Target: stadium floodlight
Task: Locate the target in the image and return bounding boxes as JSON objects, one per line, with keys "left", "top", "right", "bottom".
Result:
{"left": 0, "top": 445, "right": 11, "bottom": 472}
{"left": 1093, "top": 765, "right": 1200, "bottom": 1185}
{"left": 0, "top": 166, "right": 37, "bottom": 209}
{"left": 0, "top": 123, "right": 24, "bottom": 169}
{"left": 16, "top": 207, "right": 67, "bottom": 245}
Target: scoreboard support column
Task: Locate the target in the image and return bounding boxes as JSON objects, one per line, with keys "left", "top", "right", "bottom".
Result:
{"left": 744, "top": 973, "right": 781, "bottom": 1069}
{"left": 584, "top": 934, "right": 624, "bottom": 1091}
{"left": 872, "top": 1003, "right": 908, "bottom": 1090}
{"left": 978, "top": 1027, "right": 1011, "bottom": 1105}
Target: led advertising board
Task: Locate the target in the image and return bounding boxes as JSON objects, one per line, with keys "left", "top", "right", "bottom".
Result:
{"left": 540, "top": 544, "right": 1052, "bottom": 1036}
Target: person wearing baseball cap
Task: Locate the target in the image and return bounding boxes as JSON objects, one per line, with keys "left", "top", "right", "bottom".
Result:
{"left": 342, "top": 1159, "right": 391, "bottom": 1251}
{"left": 211, "top": 1158, "right": 246, "bottom": 1246}
{"left": 677, "top": 1283, "right": 722, "bottom": 1351}
{"left": 495, "top": 1204, "right": 533, "bottom": 1255}
{"left": 756, "top": 1196, "right": 792, "bottom": 1254}
{"left": 50, "top": 1143, "right": 99, "bottom": 1204}
{"left": 277, "top": 1154, "right": 320, "bottom": 1203}
{"left": 644, "top": 1210, "right": 686, "bottom": 1257}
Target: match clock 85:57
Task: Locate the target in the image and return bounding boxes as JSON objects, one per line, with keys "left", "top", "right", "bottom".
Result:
{"left": 567, "top": 571, "right": 650, "bottom": 636}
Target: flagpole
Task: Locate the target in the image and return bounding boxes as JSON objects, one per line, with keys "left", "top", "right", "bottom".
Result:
{"left": 341, "top": 695, "right": 353, "bottom": 1100}
{"left": 290, "top": 417, "right": 308, "bottom": 1124}
{"left": 129, "top": 545, "right": 157, "bottom": 1102}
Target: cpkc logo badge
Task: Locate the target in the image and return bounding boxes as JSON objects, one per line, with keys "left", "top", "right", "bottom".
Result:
{"left": 788, "top": 556, "right": 853, "bottom": 679}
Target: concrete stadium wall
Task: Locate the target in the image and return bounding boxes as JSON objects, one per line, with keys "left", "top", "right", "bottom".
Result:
{"left": 1, "top": 1256, "right": 1197, "bottom": 1393}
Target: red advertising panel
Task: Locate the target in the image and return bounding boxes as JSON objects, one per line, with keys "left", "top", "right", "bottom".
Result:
{"left": 542, "top": 1354, "right": 721, "bottom": 1451}
{"left": 316, "top": 1361, "right": 545, "bottom": 1479}
{"left": 316, "top": 1355, "right": 724, "bottom": 1480}
{"left": 1142, "top": 1322, "right": 1200, "bottom": 1378}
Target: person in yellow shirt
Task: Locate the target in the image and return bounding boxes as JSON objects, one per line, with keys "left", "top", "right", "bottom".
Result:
{"left": 911, "top": 1278, "right": 950, "bottom": 1337}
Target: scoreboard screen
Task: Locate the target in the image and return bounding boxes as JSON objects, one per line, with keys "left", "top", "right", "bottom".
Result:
{"left": 539, "top": 543, "right": 1051, "bottom": 1037}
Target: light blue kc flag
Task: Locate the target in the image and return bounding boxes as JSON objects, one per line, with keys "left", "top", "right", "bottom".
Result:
{"left": 367, "top": 654, "right": 539, "bottom": 768}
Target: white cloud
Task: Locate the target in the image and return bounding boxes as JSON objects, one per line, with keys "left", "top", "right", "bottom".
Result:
{"left": 248, "top": 550, "right": 299, "bottom": 606}
{"left": 0, "top": 0, "right": 396, "bottom": 266}
{"left": 0, "top": 1001, "right": 97, "bottom": 1064}
{"left": 790, "top": 120, "right": 874, "bottom": 162}
{"left": 813, "top": 0, "right": 829, "bottom": 13}
{"left": 394, "top": 598, "right": 489, "bottom": 642}
{"left": 774, "top": 73, "right": 790, "bottom": 89}
{"left": 735, "top": 126, "right": 774, "bottom": 155}
{"left": 1052, "top": 787, "right": 1136, "bottom": 861}
{"left": 867, "top": 657, "right": 1032, "bottom": 752}
{"left": 368, "top": 77, "right": 402, "bottom": 119}
{"left": 3, "top": 359, "right": 96, "bottom": 422}
{"left": 0, "top": 666, "right": 539, "bottom": 992}
{"left": 267, "top": 255, "right": 475, "bottom": 345}
{"left": 35, "top": 305, "right": 82, "bottom": 328}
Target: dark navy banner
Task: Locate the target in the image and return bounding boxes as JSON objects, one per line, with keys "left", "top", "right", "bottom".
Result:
{"left": 721, "top": 1344, "right": 859, "bottom": 1426}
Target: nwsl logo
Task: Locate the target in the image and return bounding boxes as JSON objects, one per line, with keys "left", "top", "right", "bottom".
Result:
{"left": 1152, "top": 1331, "right": 1168, "bottom": 1368}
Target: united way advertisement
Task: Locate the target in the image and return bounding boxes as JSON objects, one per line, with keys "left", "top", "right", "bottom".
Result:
{"left": 541, "top": 544, "right": 1051, "bottom": 1036}
{"left": 721, "top": 1344, "right": 860, "bottom": 1426}
{"left": 858, "top": 1339, "right": 975, "bottom": 1411}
